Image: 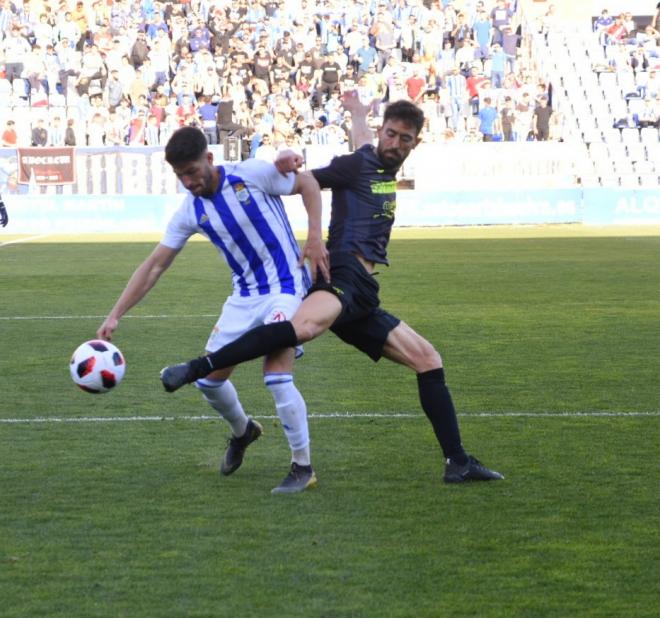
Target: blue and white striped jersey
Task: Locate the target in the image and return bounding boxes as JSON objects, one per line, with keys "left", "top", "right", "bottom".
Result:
{"left": 161, "top": 158, "right": 311, "bottom": 298}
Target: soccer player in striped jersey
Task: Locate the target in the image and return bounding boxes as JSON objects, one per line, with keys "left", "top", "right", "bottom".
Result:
{"left": 97, "top": 126, "right": 329, "bottom": 494}
{"left": 161, "top": 96, "right": 504, "bottom": 485}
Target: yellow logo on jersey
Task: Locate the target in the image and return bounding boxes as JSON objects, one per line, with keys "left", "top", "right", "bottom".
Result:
{"left": 199, "top": 214, "right": 209, "bottom": 224}
{"left": 370, "top": 180, "right": 397, "bottom": 194}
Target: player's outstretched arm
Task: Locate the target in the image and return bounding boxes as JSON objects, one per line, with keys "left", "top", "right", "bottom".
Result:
{"left": 341, "top": 90, "right": 373, "bottom": 149}
{"left": 275, "top": 149, "right": 304, "bottom": 175}
{"left": 97, "top": 244, "right": 179, "bottom": 340}
{"left": 0, "top": 195, "right": 8, "bottom": 227}
{"left": 293, "top": 171, "right": 329, "bottom": 282}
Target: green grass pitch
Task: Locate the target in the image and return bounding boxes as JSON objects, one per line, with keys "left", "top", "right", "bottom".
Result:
{"left": 1, "top": 228, "right": 658, "bottom": 617}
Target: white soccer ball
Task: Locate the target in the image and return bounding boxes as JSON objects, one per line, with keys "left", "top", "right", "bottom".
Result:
{"left": 70, "top": 340, "right": 126, "bottom": 394}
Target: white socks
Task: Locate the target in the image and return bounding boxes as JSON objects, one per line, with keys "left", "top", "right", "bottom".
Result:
{"left": 195, "top": 374, "right": 311, "bottom": 466}
{"left": 265, "top": 373, "right": 311, "bottom": 466}
{"left": 196, "top": 377, "right": 248, "bottom": 437}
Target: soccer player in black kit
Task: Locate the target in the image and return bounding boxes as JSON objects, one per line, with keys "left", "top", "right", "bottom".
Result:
{"left": 162, "top": 93, "right": 503, "bottom": 485}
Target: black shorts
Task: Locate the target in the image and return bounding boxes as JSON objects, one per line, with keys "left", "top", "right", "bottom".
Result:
{"left": 307, "top": 252, "right": 400, "bottom": 361}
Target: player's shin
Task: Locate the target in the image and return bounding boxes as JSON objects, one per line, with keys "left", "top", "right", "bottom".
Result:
{"left": 417, "top": 368, "right": 469, "bottom": 465}
{"left": 265, "top": 373, "right": 311, "bottom": 466}
{"left": 196, "top": 377, "right": 249, "bottom": 436}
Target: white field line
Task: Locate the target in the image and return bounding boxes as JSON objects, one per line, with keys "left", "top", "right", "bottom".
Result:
{"left": 0, "top": 314, "right": 218, "bottom": 321}
{"left": 0, "top": 234, "right": 54, "bottom": 247}
{"left": 1, "top": 411, "right": 659, "bottom": 425}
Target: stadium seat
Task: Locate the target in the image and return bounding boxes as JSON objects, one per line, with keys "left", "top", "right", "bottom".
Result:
{"left": 602, "top": 127, "right": 622, "bottom": 144}
{"left": 634, "top": 160, "right": 655, "bottom": 175}
{"left": 627, "top": 98, "right": 644, "bottom": 116}
{"left": 640, "top": 128, "right": 659, "bottom": 144}
{"left": 618, "top": 174, "right": 640, "bottom": 187}
{"left": 11, "top": 78, "right": 30, "bottom": 106}
{"left": 639, "top": 173, "right": 659, "bottom": 187}
{"left": 626, "top": 142, "right": 646, "bottom": 162}
{"left": 621, "top": 128, "right": 641, "bottom": 144}
{"left": 617, "top": 71, "right": 636, "bottom": 94}
{"left": 0, "top": 78, "right": 11, "bottom": 105}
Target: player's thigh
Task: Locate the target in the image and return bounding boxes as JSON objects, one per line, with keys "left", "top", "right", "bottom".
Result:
{"left": 291, "top": 290, "right": 342, "bottom": 342}
{"left": 263, "top": 294, "right": 303, "bottom": 370}
{"left": 381, "top": 321, "right": 442, "bottom": 372}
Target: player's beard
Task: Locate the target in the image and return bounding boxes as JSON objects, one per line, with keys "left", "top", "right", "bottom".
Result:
{"left": 378, "top": 146, "right": 404, "bottom": 169}
{"left": 193, "top": 168, "right": 217, "bottom": 197}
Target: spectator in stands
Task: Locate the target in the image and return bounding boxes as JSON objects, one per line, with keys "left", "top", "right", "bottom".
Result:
{"left": 130, "top": 30, "right": 150, "bottom": 68}
{"left": 473, "top": 8, "right": 492, "bottom": 60}
{"left": 31, "top": 118, "right": 48, "bottom": 146}
{"left": 65, "top": 118, "right": 77, "bottom": 146}
{"left": 198, "top": 94, "right": 219, "bottom": 144}
{"left": 466, "top": 65, "right": 487, "bottom": 114}
{"left": 49, "top": 116, "right": 66, "bottom": 146}
{"left": 533, "top": 95, "right": 552, "bottom": 141}
{"left": 128, "top": 109, "right": 147, "bottom": 144}
{"left": 144, "top": 114, "right": 161, "bottom": 146}
{"left": 3, "top": 26, "right": 32, "bottom": 82}
{"left": 315, "top": 51, "right": 342, "bottom": 107}
{"left": 477, "top": 96, "right": 498, "bottom": 141}
{"left": 515, "top": 91, "right": 533, "bottom": 141}
{"left": 104, "top": 68, "right": 125, "bottom": 108}
{"left": 1, "top": 120, "right": 17, "bottom": 147}
{"left": 593, "top": 9, "right": 614, "bottom": 37}
{"left": 405, "top": 66, "right": 427, "bottom": 104}
{"left": 87, "top": 112, "right": 106, "bottom": 146}
{"left": 446, "top": 66, "right": 468, "bottom": 131}
{"left": 642, "top": 70, "right": 660, "bottom": 98}
{"left": 490, "top": 0, "right": 514, "bottom": 45}
{"left": 501, "top": 25, "right": 520, "bottom": 73}
{"left": 500, "top": 95, "right": 516, "bottom": 141}
{"left": 637, "top": 97, "right": 659, "bottom": 128}
{"left": 605, "top": 15, "right": 629, "bottom": 46}
{"left": 253, "top": 132, "right": 276, "bottom": 161}
{"left": 490, "top": 43, "right": 507, "bottom": 89}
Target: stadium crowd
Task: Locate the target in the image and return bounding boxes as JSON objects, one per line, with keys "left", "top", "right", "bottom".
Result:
{"left": 590, "top": 5, "right": 660, "bottom": 130}
{"left": 2, "top": 0, "right": 651, "bottom": 154}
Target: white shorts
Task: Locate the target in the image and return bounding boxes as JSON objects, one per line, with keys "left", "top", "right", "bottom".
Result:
{"left": 205, "top": 293, "right": 304, "bottom": 358}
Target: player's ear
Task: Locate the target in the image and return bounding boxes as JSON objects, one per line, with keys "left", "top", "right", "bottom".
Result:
{"left": 207, "top": 150, "right": 214, "bottom": 165}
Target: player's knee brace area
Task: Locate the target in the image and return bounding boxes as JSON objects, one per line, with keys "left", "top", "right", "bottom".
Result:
{"left": 195, "top": 377, "right": 225, "bottom": 399}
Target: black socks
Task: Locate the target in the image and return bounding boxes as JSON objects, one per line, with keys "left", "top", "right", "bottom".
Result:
{"left": 417, "top": 368, "right": 468, "bottom": 464}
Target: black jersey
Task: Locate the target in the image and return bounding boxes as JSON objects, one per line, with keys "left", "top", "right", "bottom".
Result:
{"left": 311, "top": 144, "right": 398, "bottom": 265}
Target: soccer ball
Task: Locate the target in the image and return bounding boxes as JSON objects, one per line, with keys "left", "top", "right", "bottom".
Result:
{"left": 70, "top": 340, "right": 126, "bottom": 394}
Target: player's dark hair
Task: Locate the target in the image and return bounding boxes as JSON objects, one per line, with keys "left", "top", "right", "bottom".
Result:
{"left": 383, "top": 100, "right": 425, "bottom": 135}
{"left": 165, "top": 126, "right": 208, "bottom": 166}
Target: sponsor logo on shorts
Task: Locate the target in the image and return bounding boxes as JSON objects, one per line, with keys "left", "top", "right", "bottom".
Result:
{"left": 270, "top": 310, "right": 286, "bottom": 322}
{"left": 332, "top": 286, "right": 344, "bottom": 296}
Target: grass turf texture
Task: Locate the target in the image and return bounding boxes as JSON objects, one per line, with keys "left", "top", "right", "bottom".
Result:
{"left": 1, "top": 230, "right": 659, "bottom": 616}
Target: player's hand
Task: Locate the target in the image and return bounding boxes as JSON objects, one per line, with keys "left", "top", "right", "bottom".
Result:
{"left": 275, "top": 149, "right": 304, "bottom": 176}
{"left": 0, "top": 198, "right": 8, "bottom": 227}
{"left": 97, "top": 317, "right": 118, "bottom": 341}
{"left": 341, "top": 90, "right": 370, "bottom": 117}
{"left": 300, "top": 237, "right": 330, "bottom": 283}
